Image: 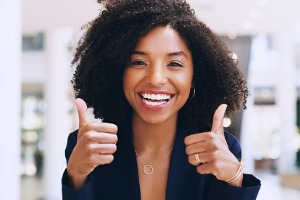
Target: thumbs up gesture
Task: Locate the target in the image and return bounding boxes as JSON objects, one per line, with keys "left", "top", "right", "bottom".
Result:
{"left": 184, "top": 104, "right": 243, "bottom": 186}
{"left": 67, "top": 98, "right": 118, "bottom": 189}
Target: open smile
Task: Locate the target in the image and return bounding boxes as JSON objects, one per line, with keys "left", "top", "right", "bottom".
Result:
{"left": 139, "top": 92, "right": 174, "bottom": 108}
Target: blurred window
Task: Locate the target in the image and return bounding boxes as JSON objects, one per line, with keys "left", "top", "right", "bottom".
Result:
{"left": 22, "top": 33, "right": 44, "bottom": 51}
{"left": 21, "top": 93, "right": 44, "bottom": 176}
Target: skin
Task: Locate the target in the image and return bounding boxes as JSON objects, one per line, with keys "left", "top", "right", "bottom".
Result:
{"left": 67, "top": 98, "right": 118, "bottom": 189}
{"left": 67, "top": 26, "right": 243, "bottom": 198}
{"left": 185, "top": 104, "right": 243, "bottom": 186}
{"left": 123, "top": 26, "right": 193, "bottom": 200}
{"left": 123, "top": 26, "right": 194, "bottom": 126}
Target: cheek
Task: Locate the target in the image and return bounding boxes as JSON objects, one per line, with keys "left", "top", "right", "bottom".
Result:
{"left": 123, "top": 70, "right": 139, "bottom": 101}
{"left": 177, "top": 72, "right": 193, "bottom": 99}
{"left": 180, "top": 81, "right": 192, "bottom": 97}
{"left": 123, "top": 71, "right": 131, "bottom": 100}
{"left": 178, "top": 71, "right": 193, "bottom": 90}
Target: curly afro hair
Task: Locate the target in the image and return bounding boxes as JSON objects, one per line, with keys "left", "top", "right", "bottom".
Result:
{"left": 72, "top": 0, "right": 248, "bottom": 132}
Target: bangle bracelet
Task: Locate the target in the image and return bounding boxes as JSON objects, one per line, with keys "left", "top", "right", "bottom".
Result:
{"left": 224, "top": 160, "right": 244, "bottom": 183}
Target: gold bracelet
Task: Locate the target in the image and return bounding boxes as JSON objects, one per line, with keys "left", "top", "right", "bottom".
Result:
{"left": 224, "top": 160, "right": 244, "bottom": 183}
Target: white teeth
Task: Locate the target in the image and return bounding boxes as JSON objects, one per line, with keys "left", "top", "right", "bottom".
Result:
{"left": 142, "top": 99, "right": 166, "bottom": 106}
{"left": 151, "top": 94, "right": 155, "bottom": 100}
{"left": 141, "top": 93, "right": 171, "bottom": 101}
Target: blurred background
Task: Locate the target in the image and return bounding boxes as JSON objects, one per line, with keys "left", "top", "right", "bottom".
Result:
{"left": 0, "top": 0, "right": 300, "bottom": 199}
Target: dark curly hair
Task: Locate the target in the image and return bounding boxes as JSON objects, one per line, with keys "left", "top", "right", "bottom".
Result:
{"left": 72, "top": 0, "right": 248, "bottom": 132}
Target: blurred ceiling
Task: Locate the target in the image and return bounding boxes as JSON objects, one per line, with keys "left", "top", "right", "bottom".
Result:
{"left": 22, "top": 0, "right": 300, "bottom": 35}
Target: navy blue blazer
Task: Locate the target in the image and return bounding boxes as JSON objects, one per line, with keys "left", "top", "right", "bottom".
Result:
{"left": 62, "top": 122, "right": 261, "bottom": 200}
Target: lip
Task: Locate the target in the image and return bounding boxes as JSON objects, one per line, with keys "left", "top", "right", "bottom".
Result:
{"left": 137, "top": 90, "right": 174, "bottom": 111}
{"left": 139, "top": 90, "right": 174, "bottom": 95}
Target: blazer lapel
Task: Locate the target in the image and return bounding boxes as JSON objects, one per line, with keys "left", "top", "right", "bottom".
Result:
{"left": 166, "top": 125, "right": 200, "bottom": 200}
{"left": 93, "top": 122, "right": 141, "bottom": 200}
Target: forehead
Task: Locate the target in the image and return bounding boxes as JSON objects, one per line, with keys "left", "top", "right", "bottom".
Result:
{"left": 134, "top": 26, "right": 190, "bottom": 53}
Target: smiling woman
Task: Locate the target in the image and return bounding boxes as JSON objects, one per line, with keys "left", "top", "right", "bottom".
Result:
{"left": 123, "top": 26, "right": 193, "bottom": 125}
{"left": 62, "top": 0, "right": 261, "bottom": 199}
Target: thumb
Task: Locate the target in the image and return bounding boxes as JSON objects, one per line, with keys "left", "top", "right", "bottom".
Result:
{"left": 211, "top": 104, "right": 227, "bottom": 134}
{"left": 75, "top": 98, "right": 89, "bottom": 128}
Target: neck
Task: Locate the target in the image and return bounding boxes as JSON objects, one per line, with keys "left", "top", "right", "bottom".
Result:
{"left": 132, "top": 115, "right": 177, "bottom": 154}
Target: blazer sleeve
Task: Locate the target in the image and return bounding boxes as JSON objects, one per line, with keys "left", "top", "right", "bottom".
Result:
{"left": 61, "top": 130, "right": 96, "bottom": 200}
{"left": 205, "top": 131, "right": 261, "bottom": 200}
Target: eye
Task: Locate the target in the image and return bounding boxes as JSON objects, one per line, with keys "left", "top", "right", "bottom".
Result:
{"left": 131, "top": 60, "right": 147, "bottom": 66}
{"left": 168, "top": 61, "right": 183, "bottom": 67}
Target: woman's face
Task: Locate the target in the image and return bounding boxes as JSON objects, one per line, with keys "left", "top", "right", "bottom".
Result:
{"left": 123, "top": 26, "right": 193, "bottom": 125}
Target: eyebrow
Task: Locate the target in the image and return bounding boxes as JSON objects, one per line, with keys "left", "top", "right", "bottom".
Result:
{"left": 132, "top": 50, "right": 187, "bottom": 58}
{"left": 167, "top": 51, "right": 187, "bottom": 58}
{"left": 132, "top": 50, "right": 146, "bottom": 55}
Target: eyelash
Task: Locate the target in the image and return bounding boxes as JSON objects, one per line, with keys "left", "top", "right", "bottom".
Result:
{"left": 129, "top": 60, "right": 183, "bottom": 68}
{"left": 168, "top": 62, "right": 183, "bottom": 67}
{"left": 131, "top": 60, "right": 147, "bottom": 66}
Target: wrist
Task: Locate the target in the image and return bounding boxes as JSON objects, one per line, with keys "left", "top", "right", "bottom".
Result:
{"left": 67, "top": 166, "right": 88, "bottom": 190}
{"left": 227, "top": 173, "right": 243, "bottom": 187}
{"left": 224, "top": 160, "right": 244, "bottom": 187}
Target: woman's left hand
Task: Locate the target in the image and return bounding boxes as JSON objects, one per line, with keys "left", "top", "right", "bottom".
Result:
{"left": 184, "top": 104, "right": 243, "bottom": 187}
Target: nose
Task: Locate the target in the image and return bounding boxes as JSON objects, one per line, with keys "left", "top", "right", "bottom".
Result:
{"left": 145, "top": 65, "right": 167, "bottom": 87}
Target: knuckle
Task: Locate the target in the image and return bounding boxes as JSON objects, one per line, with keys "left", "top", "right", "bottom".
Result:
{"left": 188, "top": 155, "right": 197, "bottom": 166}
{"left": 99, "top": 144, "right": 117, "bottom": 154}
{"left": 209, "top": 141, "right": 218, "bottom": 150}
{"left": 113, "top": 135, "right": 118, "bottom": 143}
{"left": 78, "top": 128, "right": 88, "bottom": 139}
{"left": 105, "top": 144, "right": 116, "bottom": 153}
{"left": 207, "top": 132, "right": 215, "bottom": 139}
{"left": 196, "top": 166, "right": 202, "bottom": 174}
{"left": 184, "top": 135, "right": 196, "bottom": 145}
{"left": 83, "top": 131, "right": 94, "bottom": 142}
{"left": 112, "top": 124, "right": 118, "bottom": 133}
{"left": 85, "top": 144, "right": 94, "bottom": 153}
{"left": 106, "top": 155, "right": 114, "bottom": 164}
{"left": 185, "top": 146, "right": 191, "bottom": 155}
{"left": 85, "top": 123, "right": 94, "bottom": 131}
{"left": 102, "top": 123, "right": 118, "bottom": 133}
{"left": 184, "top": 137, "right": 189, "bottom": 145}
{"left": 112, "top": 144, "right": 117, "bottom": 153}
{"left": 207, "top": 136, "right": 218, "bottom": 148}
{"left": 188, "top": 155, "right": 193, "bottom": 164}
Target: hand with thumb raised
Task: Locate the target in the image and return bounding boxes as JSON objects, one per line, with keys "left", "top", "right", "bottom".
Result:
{"left": 75, "top": 98, "right": 89, "bottom": 128}
{"left": 67, "top": 98, "right": 118, "bottom": 189}
{"left": 211, "top": 104, "right": 227, "bottom": 135}
{"left": 184, "top": 104, "right": 243, "bottom": 187}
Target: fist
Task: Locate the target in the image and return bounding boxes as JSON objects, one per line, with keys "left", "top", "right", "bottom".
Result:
{"left": 184, "top": 104, "right": 241, "bottom": 183}
{"left": 67, "top": 98, "right": 118, "bottom": 188}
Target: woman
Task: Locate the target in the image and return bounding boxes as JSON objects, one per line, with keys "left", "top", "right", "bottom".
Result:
{"left": 62, "top": 0, "right": 261, "bottom": 199}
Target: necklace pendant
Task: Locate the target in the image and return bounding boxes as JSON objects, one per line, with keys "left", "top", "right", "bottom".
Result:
{"left": 143, "top": 165, "right": 154, "bottom": 175}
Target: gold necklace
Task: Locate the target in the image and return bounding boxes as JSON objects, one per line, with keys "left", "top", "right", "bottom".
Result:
{"left": 135, "top": 146, "right": 174, "bottom": 175}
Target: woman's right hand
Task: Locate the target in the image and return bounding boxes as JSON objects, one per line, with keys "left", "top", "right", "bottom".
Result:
{"left": 67, "top": 98, "right": 118, "bottom": 189}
